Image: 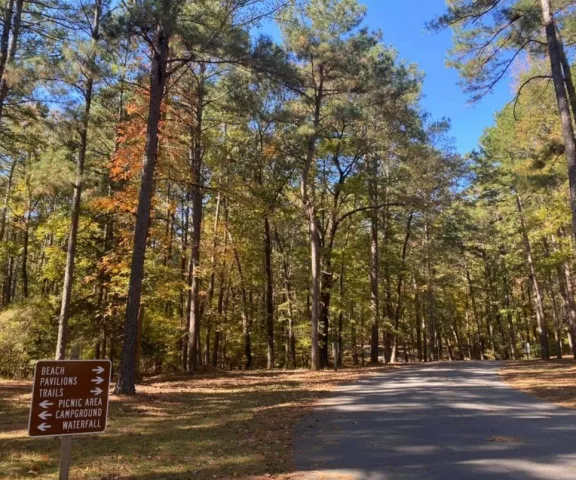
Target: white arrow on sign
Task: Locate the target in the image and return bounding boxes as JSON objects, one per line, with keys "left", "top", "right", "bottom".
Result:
{"left": 37, "top": 423, "right": 51, "bottom": 432}
{"left": 39, "top": 400, "right": 53, "bottom": 409}
{"left": 91, "top": 376, "right": 104, "bottom": 385}
{"left": 91, "top": 387, "right": 103, "bottom": 396}
{"left": 38, "top": 411, "right": 52, "bottom": 420}
{"left": 92, "top": 366, "right": 105, "bottom": 375}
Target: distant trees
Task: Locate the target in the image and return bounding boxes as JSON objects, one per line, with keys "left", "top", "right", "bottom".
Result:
{"left": 2, "top": 0, "right": 576, "bottom": 386}
{"left": 431, "top": 0, "right": 576, "bottom": 245}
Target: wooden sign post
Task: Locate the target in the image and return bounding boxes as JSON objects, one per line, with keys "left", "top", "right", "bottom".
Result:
{"left": 28, "top": 349, "right": 111, "bottom": 479}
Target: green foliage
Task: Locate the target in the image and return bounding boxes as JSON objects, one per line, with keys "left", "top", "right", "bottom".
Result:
{"left": 0, "top": 300, "right": 58, "bottom": 377}
{"left": 1, "top": 0, "right": 573, "bottom": 380}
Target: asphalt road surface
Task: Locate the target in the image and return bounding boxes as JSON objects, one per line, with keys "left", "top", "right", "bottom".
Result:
{"left": 294, "top": 362, "right": 576, "bottom": 480}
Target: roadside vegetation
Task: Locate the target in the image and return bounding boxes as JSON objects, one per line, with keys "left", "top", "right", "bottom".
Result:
{"left": 0, "top": 367, "right": 392, "bottom": 480}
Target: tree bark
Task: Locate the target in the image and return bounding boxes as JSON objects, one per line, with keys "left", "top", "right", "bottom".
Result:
{"left": 180, "top": 196, "right": 190, "bottom": 371}
{"left": 21, "top": 207, "right": 29, "bottom": 298}
{"left": 0, "top": 157, "right": 16, "bottom": 242}
{"left": 368, "top": 156, "right": 380, "bottom": 364}
{"left": 115, "top": 26, "right": 169, "bottom": 395}
{"left": 212, "top": 330, "right": 220, "bottom": 368}
{"left": 201, "top": 192, "right": 221, "bottom": 367}
{"left": 55, "top": 0, "right": 101, "bottom": 360}
{"left": 466, "top": 268, "right": 485, "bottom": 360}
{"left": 0, "top": 0, "right": 23, "bottom": 122}
{"left": 424, "top": 222, "right": 437, "bottom": 361}
{"left": 319, "top": 257, "right": 333, "bottom": 368}
{"left": 540, "top": 0, "right": 576, "bottom": 245}
{"left": 390, "top": 212, "right": 414, "bottom": 363}
{"left": 413, "top": 276, "right": 423, "bottom": 362}
{"left": 555, "top": 240, "right": 576, "bottom": 359}
{"left": 553, "top": 24, "right": 576, "bottom": 123}
{"left": 135, "top": 305, "right": 144, "bottom": 380}
{"left": 187, "top": 63, "right": 206, "bottom": 372}
{"left": 228, "top": 228, "right": 251, "bottom": 369}
{"left": 547, "top": 279, "right": 563, "bottom": 359}
{"left": 264, "top": 215, "right": 274, "bottom": 369}
{"left": 516, "top": 194, "right": 550, "bottom": 360}
{"left": 275, "top": 227, "right": 296, "bottom": 369}
{"left": 301, "top": 67, "right": 324, "bottom": 370}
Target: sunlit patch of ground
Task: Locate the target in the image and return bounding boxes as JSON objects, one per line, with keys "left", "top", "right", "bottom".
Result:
{"left": 500, "top": 359, "right": 576, "bottom": 410}
{"left": 0, "top": 366, "right": 393, "bottom": 479}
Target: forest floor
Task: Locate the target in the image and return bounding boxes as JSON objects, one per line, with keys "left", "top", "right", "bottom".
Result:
{"left": 0, "top": 365, "right": 394, "bottom": 480}
{"left": 500, "top": 359, "right": 576, "bottom": 409}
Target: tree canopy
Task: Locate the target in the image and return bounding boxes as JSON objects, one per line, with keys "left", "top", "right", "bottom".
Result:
{"left": 1, "top": 0, "right": 576, "bottom": 392}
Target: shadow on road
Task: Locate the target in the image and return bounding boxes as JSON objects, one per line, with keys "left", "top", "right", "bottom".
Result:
{"left": 294, "top": 362, "right": 576, "bottom": 480}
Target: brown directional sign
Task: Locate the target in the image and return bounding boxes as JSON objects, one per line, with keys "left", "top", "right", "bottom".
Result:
{"left": 28, "top": 360, "right": 112, "bottom": 437}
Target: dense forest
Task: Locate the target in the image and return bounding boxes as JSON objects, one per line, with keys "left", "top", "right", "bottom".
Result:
{"left": 1, "top": 0, "right": 576, "bottom": 395}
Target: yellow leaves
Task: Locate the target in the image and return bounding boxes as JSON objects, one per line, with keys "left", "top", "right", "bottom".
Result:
{"left": 263, "top": 144, "right": 278, "bottom": 159}
{"left": 125, "top": 102, "right": 141, "bottom": 116}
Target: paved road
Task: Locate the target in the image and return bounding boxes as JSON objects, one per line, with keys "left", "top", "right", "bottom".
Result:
{"left": 294, "top": 362, "right": 576, "bottom": 480}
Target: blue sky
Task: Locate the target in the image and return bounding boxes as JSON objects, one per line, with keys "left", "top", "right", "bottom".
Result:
{"left": 361, "top": 0, "right": 512, "bottom": 154}
{"left": 261, "top": 0, "right": 515, "bottom": 155}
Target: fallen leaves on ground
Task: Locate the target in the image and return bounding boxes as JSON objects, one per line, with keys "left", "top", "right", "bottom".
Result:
{"left": 500, "top": 359, "right": 576, "bottom": 409}
{"left": 0, "top": 366, "right": 393, "bottom": 480}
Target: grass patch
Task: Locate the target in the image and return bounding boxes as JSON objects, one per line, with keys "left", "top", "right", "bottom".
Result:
{"left": 0, "top": 366, "right": 391, "bottom": 479}
{"left": 500, "top": 359, "right": 576, "bottom": 409}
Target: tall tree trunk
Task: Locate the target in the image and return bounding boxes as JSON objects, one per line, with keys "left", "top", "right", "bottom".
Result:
{"left": 228, "top": 228, "right": 251, "bottom": 369}
{"left": 504, "top": 285, "right": 517, "bottom": 360}
{"left": 556, "top": 252, "right": 576, "bottom": 358}
{"left": 383, "top": 196, "right": 394, "bottom": 363}
{"left": 21, "top": 207, "right": 29, "bottom": 298}
{"left": 187, "top": 64, "right": 206, "bottom": 373}
{"left": 424, "top": 222, "right": 437, "bottom": 361}
{"left": 390, "top": 212, "right": 414, "bottom": 363}
{"left": 301, "top": 69, "right": 323, "bottom": 370}
{"left": 553, "top": 20, "right": 576, "bottom": 123}
{"left": 336, "top": 259, "right": 346, "bottom": 368}
{"left": 115, "top": 27, "right": 169, "bottom": 395}
{"left": 213, "top": 266, "right": 227, "bottom": 367}
{"left": 180, "top": 197, "right": 190, "bottom": 371}
{"left": 466, "top": 268, "right": 485, "bottom": 360}
{"left": 351, "top": 302, "right": 358, "bottom": 365}
{"left": 368, "top": 156, "right": 380, "bottom": 364}
{"left": 264, "top": 215, "right": 274, "bottom": 369}
{"left": 135, "top": 305, "right": 144, "bottom": 380}
{"left": 212, "top": 330, "right": 220, "bottom": 368}
{"left": 55, "top": 0, "right": 101, "bottom": 360}
{"left": 307, "top": 215, "right": 321, "bottom": 370}
{"left": 540, "top": 0, "right": 576, "bottom": 245}
{"left": 183, "top": 225, "right": 193, "bottom": 370}
{"left": 520, "top": 282, "right": 532, "bottom": 345}
{"left": 3, "top": 252, "right": 13, "bottom": 305}
{"left": 414, "top": 276, "right": 423, "bottom": 362}
{"left": 360, "top": 307, "right": 365, "bottom": 366}
{"left": 547, "top": 280, "right": 563, "bottom": 359}
{"left": 0, "top": 0, "right": 16, "bottom": 90}
{"left": 0, "top": 157, "right": 16, "bottom": 242}
{"left": 0, "top": 160, "right": 15, "bottom": 307}
{"left": 201, "top": 191, "right": 221, "bottom": 366}
{"left": 543, "top": 238, "right": 563, "bottom": 358}
{"left": 275, "top": 227, "right": 296, "bottom": 369}
{"left": 0, "top": 0, "right": 23, "bottom": 122}
{"left": 319, "top": 257, "right": 333, "bottom": 368}
{"left": 516, "top": 195, "right": 550, "bottom": 360}
{"left": 484, "top": 261, "right": 508, "bottom": 359}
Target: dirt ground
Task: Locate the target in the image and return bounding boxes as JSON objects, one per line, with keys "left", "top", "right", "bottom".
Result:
{"left": 0, "top": 366, "right": 393, "bottom": 480}
{"left": 500, "top": 359, "right": 576, "bottom": 410}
